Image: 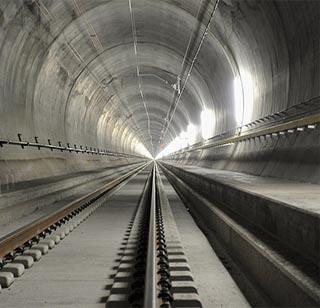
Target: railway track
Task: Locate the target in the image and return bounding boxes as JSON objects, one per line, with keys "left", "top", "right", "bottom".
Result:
{"left": 2, "top": 159, "right": 316, "bottom": 307}
{"left": 0, "top": 162, "right": 205, "bottom": 307}
{"left": 0, "top": 162, "right": 148, "bottom": 290}
{"left": 106, "top": 164, "right": 201, "bottom": 308}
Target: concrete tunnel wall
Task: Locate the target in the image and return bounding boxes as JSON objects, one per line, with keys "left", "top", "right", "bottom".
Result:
{"left": 0, "top": 0, "right": 319, "bottom": 185}
{"left": 163, "top": 1, "right": 320, "bottom": 184}
{"left": 164, "top": 126, "right": 320, "bottom": 183}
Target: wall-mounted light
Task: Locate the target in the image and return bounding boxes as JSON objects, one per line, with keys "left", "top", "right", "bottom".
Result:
{"left": 179, "top": 131, "right": 188, "bottom": 149}
{"left": 234, "top": 72, "right": 254, "bottom": 126}
{"left": 187, "top": 123, "right": 197, "bottom": 145}
{"left": 201, "top": 108, "right": 214, "bottom": 140}
{"left": 135, "top": 142, "right": 152, "bottom": 158}
{"left": 234, "top": 76, "right": 244, "bottom": 125}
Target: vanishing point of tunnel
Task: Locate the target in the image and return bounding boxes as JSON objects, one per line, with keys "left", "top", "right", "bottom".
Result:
{"left": 0, "top": 0, "right": 319, "bottom": 307}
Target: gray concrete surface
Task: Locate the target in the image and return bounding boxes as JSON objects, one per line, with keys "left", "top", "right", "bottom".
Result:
{"left": 160, "top": 172, "right": 250, "bottom": 308}
{"left": 0, "top": 163, "right": 142, "bottom": 227}
{"left": 162, "top": 162, "right": 320, "bottom": 265}
{"left": 165, "top": 124, "right": 320, "bottom": 183}
{"left": 163, "top": 166, "right": 320, "bottom": 306}
{"left": 164, "top": 163, "right": 320, "bottom": 213}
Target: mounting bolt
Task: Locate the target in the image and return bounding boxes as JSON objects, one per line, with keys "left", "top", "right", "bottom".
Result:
{"left": 48, "top": 139, "right": 53, "bottom": 151}
{"left": 17, "top": 133, "right": 24, "bottom": 149}
{"left": 34, "top": 136, "right": 41, "bottom": 150}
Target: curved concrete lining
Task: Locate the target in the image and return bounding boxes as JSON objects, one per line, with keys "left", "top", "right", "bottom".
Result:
{"left": 0, "top": 0, "right": 319, "bottom": 182}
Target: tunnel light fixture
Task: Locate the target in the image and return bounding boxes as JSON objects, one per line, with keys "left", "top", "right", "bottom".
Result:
{"left": 135, "top": 142, "right": 152, "bottom": 158}
{"left": 201, "top": 108, "right": 214, "bottom": 140}
{"left": 234, "top": 73, "right": 254, "bottom": 126}
{"left": 234, "top": 76, "right": 244, "bottom": 125}
{"left": 156, "top": 133, "right": 186, "bottom": 159}
{"left": 187, "top": 124, "right": 197, "bottom": 146}
{"left": 179, "top": 131, "right": 188, "bottom": 149}
{"left": 156, "top": 124, "right": 198, "bottom": 159}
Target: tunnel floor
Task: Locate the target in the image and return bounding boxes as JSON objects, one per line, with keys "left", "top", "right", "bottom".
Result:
{"left": 0, "top": 168, "right": 252, "bottom": 307}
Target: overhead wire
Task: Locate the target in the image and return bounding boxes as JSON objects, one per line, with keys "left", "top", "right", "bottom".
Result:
{"left": 159, "top": 0, "right": 220, "bottom": 147}
{"left": 158, "top": 0, "right": 205, "bottom": 146}
{"left": 72, "top": 0, "right": 150, "bottom": 149}
{"left": 128, "top": 0, "right": 155, "bottom": 156}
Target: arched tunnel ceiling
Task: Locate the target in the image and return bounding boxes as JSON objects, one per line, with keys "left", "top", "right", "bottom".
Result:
{"left": 0, "top": 0, "right": 319, "bottom": 157}
{"left": 51, "top": 0, "right": 225, "bottom": 156}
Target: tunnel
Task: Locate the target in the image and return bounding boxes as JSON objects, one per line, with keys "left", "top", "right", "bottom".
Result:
{"left": 0, "top": 0, "right": 319, "bottom": 307}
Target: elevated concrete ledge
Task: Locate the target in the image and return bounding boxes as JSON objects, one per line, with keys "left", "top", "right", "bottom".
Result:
{"left": 160, "top": 162, "right": 319, "bottom": 267}
{"left": 163, "top": 166, "right": 320, "bottom": 306}
{"left": 0, "top": 162, "right": 142, "bottom": 208}
{"left": 0, "top": 163, "right": 143, "bottom": 226}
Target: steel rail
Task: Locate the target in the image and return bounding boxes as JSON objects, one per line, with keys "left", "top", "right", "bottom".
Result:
{"left": 0, "top": 162, "right": 148, "bottom": 259}
{"left": 143, "top": 163, "right": 157, "bottom": 308}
